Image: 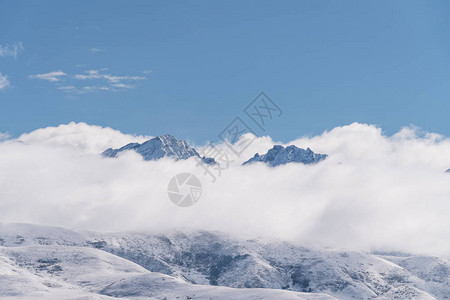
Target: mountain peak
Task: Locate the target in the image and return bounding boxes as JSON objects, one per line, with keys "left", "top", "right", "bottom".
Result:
{"left": 243, "top": 144, "right": 327, "bottom": 167}
{"left": 102, "top": 135, "right": 215, "bottom": 164}
{"left": 155, "top": 134, "right": 177, "bottom": 142}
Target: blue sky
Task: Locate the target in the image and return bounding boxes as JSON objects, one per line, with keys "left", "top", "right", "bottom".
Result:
{"left": 1, "top": 0, "right": 450, "bottom": 143}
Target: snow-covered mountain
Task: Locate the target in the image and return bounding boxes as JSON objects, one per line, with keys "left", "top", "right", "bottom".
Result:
{"left": 102, "top": 135, "right": 327, "bottom": 169}
{"left": 243, "top": 145, "right": 327, "bottom": 167}
{"left": 1, "top": 223, "right": 448, "bottom": 299}
{"left": 102, "top": 134, "right": 216, "bottom": 165}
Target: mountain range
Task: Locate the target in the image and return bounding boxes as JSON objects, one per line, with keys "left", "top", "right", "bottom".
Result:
{"left": 102, "top": 135, "right": 327, "bottom": 167}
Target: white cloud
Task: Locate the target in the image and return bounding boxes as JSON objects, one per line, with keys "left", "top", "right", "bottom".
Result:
{"left": 0, "top": 73, "right": 10, "bottom": 89}
{"left": 1, "top": 122, "right": 450, "bottom": 255}
{"left": 17, "top": 122, "right": 151, "bottom": 153}
{"left": 0, "top": 42, "right": 24, "bottom": 59}
{"left": 29, "top": 71, "right": 66, "bottom": 82}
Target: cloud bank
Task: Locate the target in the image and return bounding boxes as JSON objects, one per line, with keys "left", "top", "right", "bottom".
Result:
{"left": 0, "top": 122, "right": 450, "bottom": 255}
{"left": 17, "top": 122, "right": 151, "bottom": 153}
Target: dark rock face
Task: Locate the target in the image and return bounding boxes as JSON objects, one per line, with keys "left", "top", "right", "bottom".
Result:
{"left": 243, "top": 145, "right": 327, "bottom": 167}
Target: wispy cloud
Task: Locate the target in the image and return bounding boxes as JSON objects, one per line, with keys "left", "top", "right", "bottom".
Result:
{"left": 0, "top": 73, "right": 10, "bottom": 89}
{"left": 0, "top": 42, "right": 24, "bottom": 59}
{"left": 0, "top": 42, "right": 23, "bottom": 89}
{"left": 82, "top": 85, "right": 111, "bottom": 91}
{"left": 72, "top": 70, "right": 103, "bottom": 80}
{"left": 89, "top": 48, "right": 104, "bottom": 53}
{"left": 68, "top": 69, "right": 145, "bottom": 93}
{"left": 111, "top": 83, "right": 133, "bottom": 88}
{"left": 73, "top": 69, "right": 145, "bottom": 83}
{"left": 58, "top": 86, "right": 76, "bottom": 90}
{"left": 29, "top": 68, "right": 146, "bottom": 94}
{"left": 142, "top": 69, "right": 152, "bottom": 74}
{"left": 29, "top": 71, "right": 67, "bottom": 82}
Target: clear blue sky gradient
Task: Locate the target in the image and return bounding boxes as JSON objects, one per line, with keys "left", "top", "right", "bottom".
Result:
{"left": 1, "top": 1, "right": 450, "bottom": 143}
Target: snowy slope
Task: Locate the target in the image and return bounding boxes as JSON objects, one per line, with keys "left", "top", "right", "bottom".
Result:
{"left": 0, "top": 224, "right": 334, "bottom": 299}
{"left": 84, "top": 231, "right": 446, "bottom": 299}
{"left": 0, "top": 245, "right": 337, "bottom": 300}
{"left": 102, "top": 134, "right": 216, "bottom": 165}
{"left": 0, "top": 223, "right": 448, "bottom": 299}
{"left": 243, "top": 145, "right": 327, "bottom": 167}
